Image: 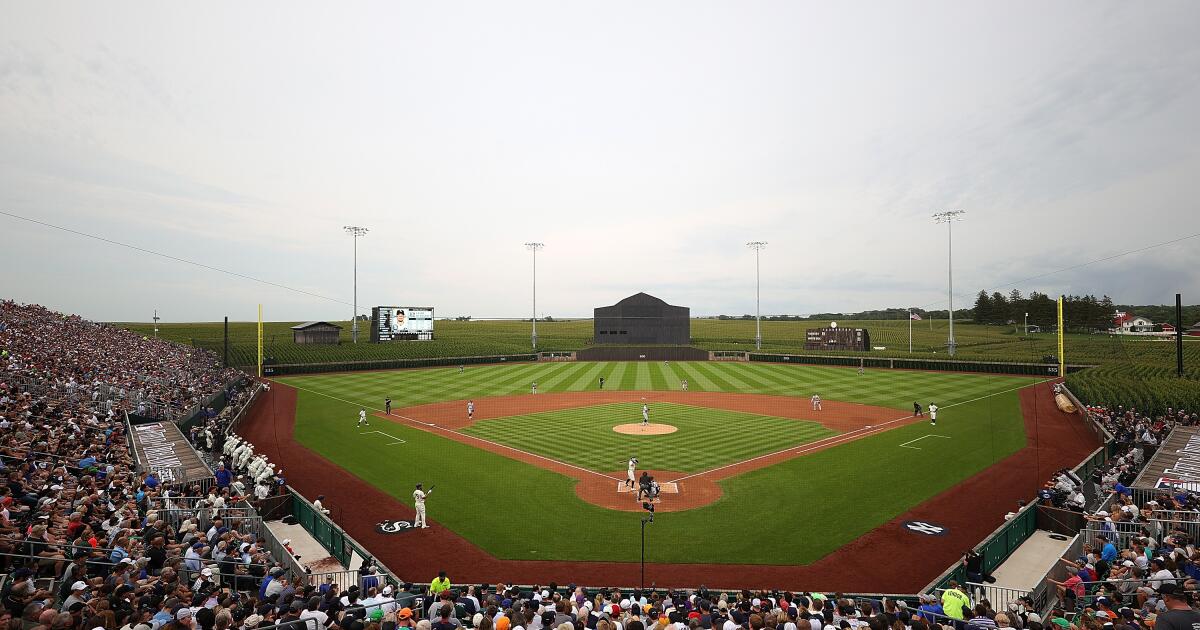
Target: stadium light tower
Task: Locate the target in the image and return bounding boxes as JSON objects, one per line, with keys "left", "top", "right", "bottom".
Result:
{"left": 746, "top": 241, "right": 767, "bottom": 350}
{"left": 932, "top": 211, "right": 965, "bottom": 356}
{"left": 525, "top": 242, "right": 545, "bottom": 350}
{"left": 344, "top": 226, "right": 369, "bottom": 343}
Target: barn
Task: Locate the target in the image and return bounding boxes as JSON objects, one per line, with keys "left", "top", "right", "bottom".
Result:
{"left": 291, "top": 321, "right": 342, "bottom": 345}
{"left": 593, "top": 293, "right": 690, "bottom": 345}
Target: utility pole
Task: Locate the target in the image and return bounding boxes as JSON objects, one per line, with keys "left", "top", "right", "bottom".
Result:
{"left": 525, "top": 242, "right": 544, "bottom": 350}
{"left": 933, "top": 211, "right": 965, "bottom": 356}
{"left": 1024, "top": 312, "right": 1029, "bottom": 337}
{"left": 1178, "top": 293, "right": 1185, "bottom": 378}
{"left": 344, "top": 226, "right": 369, "bottom": 343}
{"left": 152, "top": 309, "right": 160, "bottom": 338}
{"left": 908, "top": 309, "right": 913, "bottom": 353}
{"left": 746, "top": 242, "right": 767, "bottom": 350}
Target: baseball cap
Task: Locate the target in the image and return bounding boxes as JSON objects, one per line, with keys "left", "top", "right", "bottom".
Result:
{"left": 245, "top": 615, "right": 264, "bottom": 627}
{"left": 71, "top": 581, "right": 88, "bottom": 591}
{"left": 176, "top": 609, "right": 194, "bottom": 621}
{"left": 398, "top": 608, "right": 413, "bottom": 620}
{"left": 371, "top": 610, "right": 384, "bottom": 622}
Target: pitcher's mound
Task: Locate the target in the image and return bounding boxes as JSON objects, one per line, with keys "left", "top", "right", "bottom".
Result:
{"left": 613, "top": 423, "right": 677, "bottom": 435}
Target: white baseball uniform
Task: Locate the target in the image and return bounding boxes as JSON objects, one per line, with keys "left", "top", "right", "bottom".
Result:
{"left": 642, "top": 404, "right": 649, "bottom": 425}
{"left": 626, "top": 458, "right": 637, "bottom": 487}
{"left": 929, "top": 404, "right": 938, "bottom": 424}
{"left": 811, "top": 395, "right": 822, "bottom": 411}
{"left": 413, "top": 488, "right": 429, "bottom": 528}
{"left": 467, "top": 401, "right": 474, "bottom": 419}
{"left": 358, "top": 409, "right": 367, "bottom": 427}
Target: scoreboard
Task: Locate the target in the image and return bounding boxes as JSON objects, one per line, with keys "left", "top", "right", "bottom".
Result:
{"left": 804, "top": 327, "right": 870, "bottom": 352}
{"left": 371, "top": 306, "right": 434, "bottom": 342}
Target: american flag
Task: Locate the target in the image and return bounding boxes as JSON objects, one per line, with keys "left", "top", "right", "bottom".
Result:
{"left": 909, "top": 312, "right": 923, "bottom": 321}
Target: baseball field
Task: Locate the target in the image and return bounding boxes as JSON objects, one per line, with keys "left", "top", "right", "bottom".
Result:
{"left": 237, "top": 359, "right": 1102, "bottom": 589}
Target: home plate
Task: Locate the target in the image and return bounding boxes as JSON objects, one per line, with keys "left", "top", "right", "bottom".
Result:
{"left": 617, "top": 482, "right": 679, "bottom": 494}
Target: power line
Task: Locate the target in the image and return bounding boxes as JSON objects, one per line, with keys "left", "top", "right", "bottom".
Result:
{"left": 0, "top": 209, "right": 354, "bottom": 308}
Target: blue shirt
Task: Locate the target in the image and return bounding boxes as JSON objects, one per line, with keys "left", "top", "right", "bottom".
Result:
{"left": 215, "top": 469, "right": 232, "bottom": 487}
{"left": 1102, "top": 542, "right": 1118, "bottom": 562}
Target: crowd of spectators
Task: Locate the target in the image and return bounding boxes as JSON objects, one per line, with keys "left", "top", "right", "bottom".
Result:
{"left": 0, "top": 301, "right": 306, "bottom": 630}
{"left": 1, "top": 301, "right": 243, "bottom": 421}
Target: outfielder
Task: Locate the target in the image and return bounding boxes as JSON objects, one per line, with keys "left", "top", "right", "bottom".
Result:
{"left": 929, "top": 403, "right": 938, "bottom": 426}
{"left": 811, "top": 394, "right": 822, "bottom": 411}
{"left": 641, "top": 403, "right": 649, "bottom": 426}
{"left": 681, "top": 379, "right": 688, "bottom": 391}
{"left": 357, "top": 408, "right": 368, "bottom": 427}
{"left": 626, "top": 457, "right": 638, "bottom": 489}
{"left": 467, "top": 400, "right": 475, "bottom": 420}
{"left": 531, "top": 381, "right": 537, "bottom": 394}
{"left": 413, "top": 483, "right": 433, "bottom": 529}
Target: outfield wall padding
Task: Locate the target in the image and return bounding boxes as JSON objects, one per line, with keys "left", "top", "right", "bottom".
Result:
{"left": 750, "top": 352, "right": 1094, "bottom": 376}
{"left": 574, "top": 346, "right": 710, "bottom": 361}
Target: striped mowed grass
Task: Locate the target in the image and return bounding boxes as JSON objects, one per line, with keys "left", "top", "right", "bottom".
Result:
{"left": 278, "top": 361, "right": 1026, "bottom": 413}
{"left": 460, "top": 402, "right": 837, "bottom": 473}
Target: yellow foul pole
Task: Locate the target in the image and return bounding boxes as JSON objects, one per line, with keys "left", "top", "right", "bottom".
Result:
{"left": 257, "top": 304, "right": 263, "bottom": 378}
{"left": 1057, "top": 296, "right": 1065, "bottom": 377}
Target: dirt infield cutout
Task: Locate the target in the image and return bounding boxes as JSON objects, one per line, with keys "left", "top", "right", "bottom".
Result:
{"left": 612, "top": 422, "right": 677, "bottom": 435}
{"left": 381, "top": 391, "right": 914, "bottom": 512}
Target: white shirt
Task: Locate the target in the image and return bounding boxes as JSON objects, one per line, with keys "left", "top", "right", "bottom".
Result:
{"left": 929, "top": 404, "right": 938, "bottom": 415}
{"left": 359, "top": 410, "right": 367, "bottom": 421}
{"left": 468, "top": 402, "right": 474, "bottom": 413}
{"left": 414, "top": 489, "right": 426, "bottom": 506}
{"left": 300, "top": 609, "right": 330, "bottom": 629}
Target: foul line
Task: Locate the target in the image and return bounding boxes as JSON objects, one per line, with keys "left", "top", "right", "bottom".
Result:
{"left": 280, "top": 382, "right": 624, "bottom": 483}
{"left": 359, "top": 430, "right": 407, "bottom": 445}
{"left": 669, "top": 378, "right": 1054, "bottom": 483}
{"left": 898, "top": 435, "right": 950, "bottom": 449}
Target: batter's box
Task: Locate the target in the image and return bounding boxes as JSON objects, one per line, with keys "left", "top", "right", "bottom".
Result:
{"left": 616, "top": 482, "right": 679, "bottom": 494}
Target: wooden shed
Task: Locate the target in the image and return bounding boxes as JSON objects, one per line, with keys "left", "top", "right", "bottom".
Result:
{"left": 291, "top": 321, "right": 342, "bottom": 345}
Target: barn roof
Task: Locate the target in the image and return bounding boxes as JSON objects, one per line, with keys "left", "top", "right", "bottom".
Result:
{"left": 614, "top": 292, "right": 669, "bottom": 306}
{"left": 290, "top": 321, "right": 343, "bottom": 330}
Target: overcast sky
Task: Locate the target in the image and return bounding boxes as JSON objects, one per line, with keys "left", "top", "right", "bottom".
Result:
{"left": 2, "top": 1, "right": 1198, "bottom": 322}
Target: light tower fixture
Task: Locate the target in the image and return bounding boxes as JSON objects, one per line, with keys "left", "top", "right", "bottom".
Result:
{"left": 344, "top": 226, "right": 369, "bottom": 343}
{"left": 524, "top": 242, "right": 545, "bottom": 350}
{"left": 932, "top": 211, "right": 965, "bottom": 356}
{"left": 746, "top": 241, "right": 767, "bottom": 350}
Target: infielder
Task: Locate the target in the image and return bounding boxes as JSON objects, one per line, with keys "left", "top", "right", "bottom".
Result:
{"left": 467, "top": 400, "right": 475, "bottom": 420}
{"left": 641, "top": 403, "right": 649, "bottom": 426}
{"left": 811, "top": 394, "right": 822, "bottom": 411}
{"left": 413, "top": 483, "right": 433, "bottom": 529}
{"left": 626, "top": 457, "right": 638, "bottom": 489}
{"left": 357, "top": 408, "right": 368, "bottom": 427}
{"left": 929, "top": 403, "right": 938, "bottom": 426}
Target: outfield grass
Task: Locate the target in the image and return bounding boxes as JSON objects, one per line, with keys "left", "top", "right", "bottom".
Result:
{"left": 120, "top": 317, "right": 1200, "bottom": 370}
{"left": 277, "top": 361, "right": 1026, "bottom": 411}
{"left": 462, "top": 402, "right": 837, "bottom": 473}
{"left": 281, "top": 362, "right": 1040, "bottom": 565}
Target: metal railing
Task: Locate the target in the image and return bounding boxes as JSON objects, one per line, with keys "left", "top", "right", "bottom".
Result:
{"left": 287, "top": 487, "right": 403, "bottom": 587}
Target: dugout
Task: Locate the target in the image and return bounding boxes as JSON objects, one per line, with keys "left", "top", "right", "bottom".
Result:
{"left": 291, "top": 321, "right": 342, "bottom": 345}
{"left": 594, "top": 293, "right": 690, "bottom": 345}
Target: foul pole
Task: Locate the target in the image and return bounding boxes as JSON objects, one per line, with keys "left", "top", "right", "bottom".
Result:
{"left": 1057, "top": 296, "right": 1065, "bottom": 377}
{"left": 257, "top": 304, "right": 263, "bottom": 378}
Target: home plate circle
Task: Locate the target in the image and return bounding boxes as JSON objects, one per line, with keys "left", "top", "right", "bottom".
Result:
{"left": 613, "top": 423, "right": 677, "bottom": 435}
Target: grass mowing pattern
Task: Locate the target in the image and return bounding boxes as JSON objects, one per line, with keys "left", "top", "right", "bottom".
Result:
{"left": 461, "top": 402, "right": 836, "bottom": 473}
{"left": 281, "top": 362, "right": 1041, "bottom": 565}
{"left": 278, "top": 361, "right": 1029, "bottom": 412}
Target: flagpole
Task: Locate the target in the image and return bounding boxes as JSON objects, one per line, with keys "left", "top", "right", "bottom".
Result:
{"left": 908, "top": 309, "right": 913, "bottom": 353}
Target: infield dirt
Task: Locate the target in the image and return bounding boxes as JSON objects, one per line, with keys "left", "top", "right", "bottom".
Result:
{"left": 241, "top": 380, "right": 1096, "bottom": 590}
